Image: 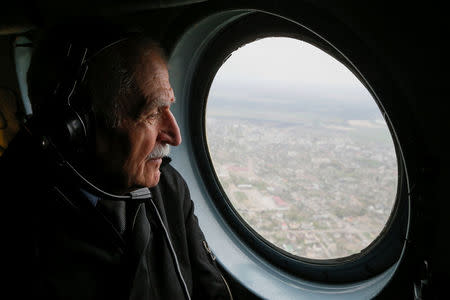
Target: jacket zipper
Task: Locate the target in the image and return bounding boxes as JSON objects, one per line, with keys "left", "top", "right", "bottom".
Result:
{"left": 202, "top": 240, "right": 233, "bottom": 300}
{"left": 202, "top": 240, "right": 216, "bottom": 261}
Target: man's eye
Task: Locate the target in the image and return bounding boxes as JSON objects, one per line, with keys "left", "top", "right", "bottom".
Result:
{"left": 148, "top": 112, "right": 159, "bottom": 119}
{"left": 143, "top": 108, "right": 162, "bottom": 124}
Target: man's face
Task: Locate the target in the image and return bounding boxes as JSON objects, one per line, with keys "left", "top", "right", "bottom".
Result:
{"left": 95, "top": 50, "right": 181, "bottom": 193}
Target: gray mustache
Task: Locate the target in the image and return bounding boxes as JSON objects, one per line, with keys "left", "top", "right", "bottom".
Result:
{"left": 148, "top": 144, "right": 170, "bottom": 160}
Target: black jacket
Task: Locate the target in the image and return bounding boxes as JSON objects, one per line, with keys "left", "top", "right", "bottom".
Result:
{"left": 1, "top": 131, "right": 232, "bottom": 300}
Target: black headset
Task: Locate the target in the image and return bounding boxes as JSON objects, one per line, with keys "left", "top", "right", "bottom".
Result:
{"left": 36, "top": 36, "right": 132, "bottom": 153}
{"left": 28, "top": 34, "right": 146, "bottom": 199}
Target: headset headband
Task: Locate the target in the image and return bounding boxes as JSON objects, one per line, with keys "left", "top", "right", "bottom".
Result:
{"left": 58, "top": 34, "right": 136, "bottom": 106}
{"left": 31, "top": 31, "right": 140, "bottom": 154}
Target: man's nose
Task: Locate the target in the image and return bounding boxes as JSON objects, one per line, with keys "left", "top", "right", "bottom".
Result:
{"left": 158, "top": 108, "right": 182, "bottom": 146}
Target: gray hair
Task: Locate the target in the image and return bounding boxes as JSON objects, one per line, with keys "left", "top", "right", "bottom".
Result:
{"left": 27, "top": 32, "right": 166, "bottom": 130}
{"left": 86, "top": 37, "right": 167, "bottom": 129}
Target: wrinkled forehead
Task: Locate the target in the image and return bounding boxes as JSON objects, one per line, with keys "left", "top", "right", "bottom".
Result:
{"left": 132, "top": 52, "right": 174, "bottom": 116}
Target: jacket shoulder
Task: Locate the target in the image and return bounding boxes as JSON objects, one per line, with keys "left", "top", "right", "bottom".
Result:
{"left": 157, "top": 158, "right": 192, "bottom": 218}
{"left": 159, "top": 159, "right": 189, "bottom": 193}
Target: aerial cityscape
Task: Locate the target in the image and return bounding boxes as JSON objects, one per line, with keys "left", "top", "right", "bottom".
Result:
{"left": 206, "top": 106, "right": 398, "bottom": 260}
{"left": 205, "top": 37, "right": 398, "bottom": 260}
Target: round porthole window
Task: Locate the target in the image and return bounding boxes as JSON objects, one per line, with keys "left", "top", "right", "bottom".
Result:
{"left": 181, "top": 11, "right": 409, "bottom": 283}
{"left": 205, "top": 37, "right": 398, "bottom": 260}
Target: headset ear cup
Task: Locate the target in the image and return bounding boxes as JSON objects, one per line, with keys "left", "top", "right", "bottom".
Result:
{"left": 49, "top": 106, "right": 89, "bottom": 152}
{"left": 67, "top": 107, "right": 91, "bottom": 150}
{"left": 65, "top": 107, "right": 88, "bottom": 147}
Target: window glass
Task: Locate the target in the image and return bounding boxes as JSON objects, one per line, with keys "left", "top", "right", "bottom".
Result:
{"left": 205, "top": 37, "right": 398, "bottom": 259}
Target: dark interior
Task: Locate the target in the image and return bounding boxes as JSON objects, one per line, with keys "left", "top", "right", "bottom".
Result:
{"left": 1, "top": 1, "right": 448, "bottom": 299}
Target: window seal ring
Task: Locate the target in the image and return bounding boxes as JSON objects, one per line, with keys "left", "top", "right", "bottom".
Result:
{"left": 186, "top": 11, "right": 409, "bottom": 283}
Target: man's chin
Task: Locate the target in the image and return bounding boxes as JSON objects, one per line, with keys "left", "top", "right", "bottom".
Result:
{"left": 144, "top": 160, "right": 163, "bottom": 187}
{"left": 147, "top": 169, "right": 161, "bottom": 188}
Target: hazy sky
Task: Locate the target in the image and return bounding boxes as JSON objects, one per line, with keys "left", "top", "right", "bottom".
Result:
{"left": 209, "top": 37, "right": 375, "bottom": 106}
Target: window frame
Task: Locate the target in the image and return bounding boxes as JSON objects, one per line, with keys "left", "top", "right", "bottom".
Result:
{"left": 187, "top": 12, "right": 408, "bottom": 282}
{"left": 168, "top": 8, "right": 413, "bottom": 298}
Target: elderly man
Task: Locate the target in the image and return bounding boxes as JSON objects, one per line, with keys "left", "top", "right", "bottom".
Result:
{"left": 0, "top": 27, "right": 232, "bottom": 300}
